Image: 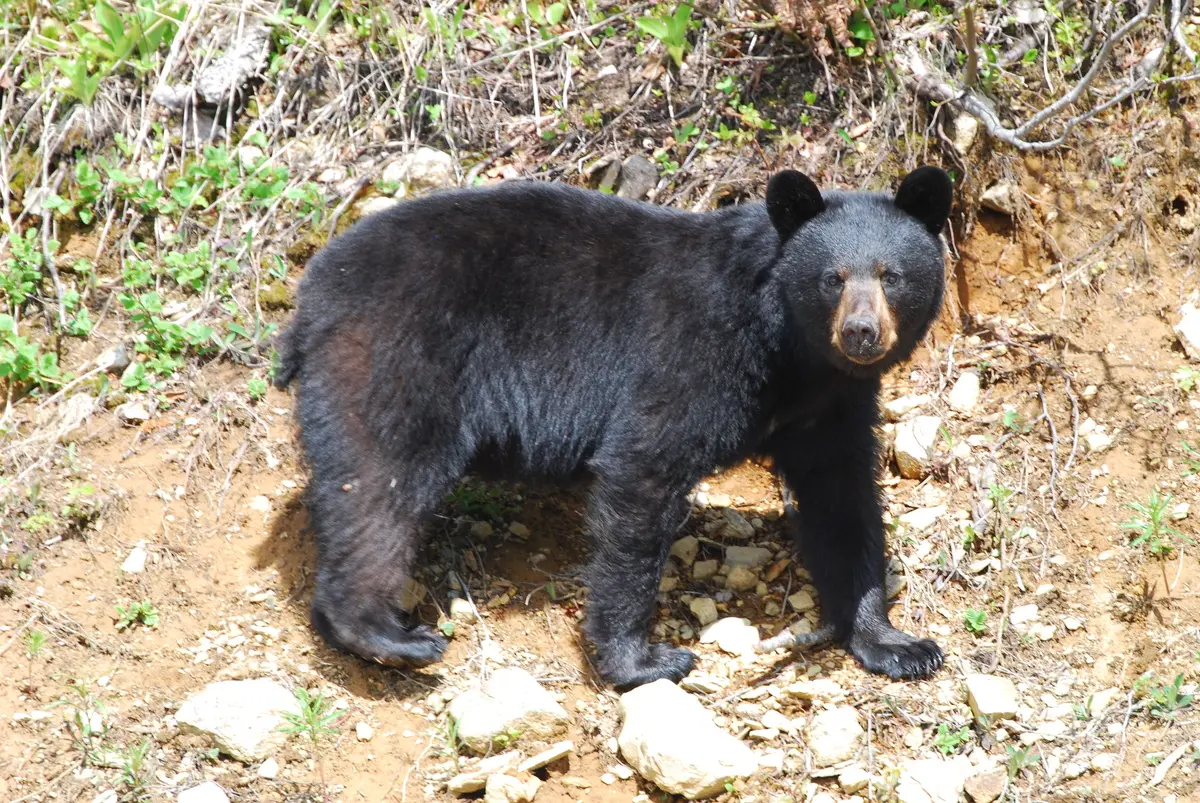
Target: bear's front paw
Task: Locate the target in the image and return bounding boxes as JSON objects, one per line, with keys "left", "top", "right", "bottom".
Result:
{"left": 848, "top": 626, "right": 943, "bottom": 680}
{"left": 602, "top": 643, "right": 697, "bottom": 691}
{"left": 312, "top": 602, "right": 447, "bottom": 668}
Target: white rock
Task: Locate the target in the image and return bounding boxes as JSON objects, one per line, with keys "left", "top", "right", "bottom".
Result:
{"left": 1034, "top": 720, "right": 1068, "bottom": 741}
{"left": 381, "top": 146, "right": 455, "bottom": 191}
{"left": 1063, "top": 617, "right": 1083, "bottom": 631}
{"left": 965, "top": 674, "right": 1019, "bottom": 724}
{"left": 698, "top": 617, "right": 759, "bottom": 655}
{"left": 354, "top": 195, "right": 399, "bottom": 218}
{"left": 963, "top": 768, "right": 1007, "bottom": 803}
{"left": 518, "top": 740, "right": 573, "bottom": 772}
{"left": 951, "top": 113, "right": 979, "bottom": 156}
{"left": 689, "top": 597, "right": 719, "bottom": 627}
{"left": 895, "top": 416, "right": 942, "bottom": 479}
{"left": 447, "top": 668, "right": 570, "bottom": 753}
{"left": 450, "top": 597, "right": 478, "bottom": 623}
{"left": 723, "top": 564, "right": 758, "bottom": 591}
{"left": 896, "top": 755, "right": 974, "bottom": 803}
{"left": 680, "top": 675, "right": 728, "bottom": 695}
{"left": 116, "top": 401, "right": 151, "bottom": 424}
{"left": 724, "top": 545, "right": 773, "bottom": 568}
{"left": 839, "top": 764, "right": 870, "bottom": 793}
{"left": 805, "top": 706, "right": 864, "bottom": 767}
{"left": 120, "top": 545, "right": 148, "bottom": 574}
{"left": 611, "top": 763, "right": 635, "bottom": 780}
{"left": 981, "top": 182, "right": 1016, "bottom": 216}
{"left": 884, "top": 393, "right": 932, "bottom": 421}
{"left": 1085, "top": 428, "right": 1113, "bottom": 453}
{"left": 787, "top": 590, "right": 816, "bottom": 613}
{"left": 177, "top": 782, "right": 230, "bottom": 803}
{"left": 1009, "top": 604, "right": 1039, "bottom": 625}
{"left": 447, "top": 751, "right": 522, "bottom": 794}
{"left": 1087, "top": 687, "right": 1121, "bottom": 715}
{"left": 671, "top": 536, "right": 700, "bottom": 566}
{"left": 618, "top": 679, "right": 758, "bottom": 800}
{"left": 256, "top": 757, "right": 280, "bottom": 779}
{"left": 948, "top": 371, "right": 982, "bottom": 413}
{"left": 356, "top": 721, "right": 373, "bottom": 741}
{"left": 785, "top": 678, "right": 845, "bottom": 702}
{"left": 91, "top": 793, "right": 118, "bottom": 803}
{"left": 898, "top": 505, "right": 946, "bottom": 533}
{"left": 1176, "top": 303, "right": 1200, "bottom": 361}
{"left": 1090, "top": 752, "right": 1118, "bottom": 772}
{"left": 175, "top": 678, "right": 301, "bottom": 762}
{"left": 484, "top": 773, "right": 540, "bottom": 803}
{"left": 247, "top": 495, "right": 271, "bottom": 513}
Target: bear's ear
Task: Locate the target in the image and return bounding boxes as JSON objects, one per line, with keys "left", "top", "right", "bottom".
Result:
{"left": 766, "top": 170, "right": 826, "bottom": 241}
{"left": 893, "top": 166, "right": 954, "bottom": 235}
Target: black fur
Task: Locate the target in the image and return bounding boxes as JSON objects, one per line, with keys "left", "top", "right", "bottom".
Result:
{"left": 275, "top": 166, "right": 953, "bottom": 689}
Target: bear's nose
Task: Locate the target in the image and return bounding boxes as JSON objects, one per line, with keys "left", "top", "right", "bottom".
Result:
{"left": 841, "top": 316, "right": 878, "bottom": 346}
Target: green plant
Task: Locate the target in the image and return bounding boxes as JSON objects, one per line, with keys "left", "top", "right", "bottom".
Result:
{"left": 963, "top": 608, "right": 987, "bottom": 634}
{"left": 280, "top": 687, "right": 344, "bottom": 795}
{"left": 1182, "top": 441, "right": 1200, "bottom": 476}
{"left": 247, "top": 377, "right": 268, "bottom": 401}
{"left": 1, "top": 314, "right": 65, "bottom": 394}
{"left": 114, "top": 600, "right": 159, "bottom": 630}
{"left": 635, "top": 3, "right": 693, "bottom": 67}
{"left": 120, "top": 738, "right": 153, "bottom": 799}
{"left": 1005, "top": 744, "right": 1039, "bottom": 779}
{"left": 1122, "top": 490, "right": 1193, "bottom": 558}
{"left": 1136, "top": 673, "right": 1195, "bottom": 722}
{"left": 1173, "top": 366, "right": 1200, "bottom": 392}
{"left": 933, "top": 722, "right": 972, "bottom": 754}
{"left": 22, "top": 629, "right": 48, "bottom": 691}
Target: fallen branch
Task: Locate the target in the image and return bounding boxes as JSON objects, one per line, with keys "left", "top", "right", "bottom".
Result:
{"left": 894, "top": 0, "right": 1191, "bottom": 152}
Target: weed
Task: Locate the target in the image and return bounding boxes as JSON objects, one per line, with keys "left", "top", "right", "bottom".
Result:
{"left": 1182, "top": 441, "right": 1200, "bottom": 476}
{"left": 280, "top": 687, "right": 344, "bottom": 797}
{"left": 636, "top": 3, "right": 693, "bottom": 67}
{"left": 22, "top": 628, "right": 48, "bottom": 694}
{"left": 1122, "top": 490, "right": 1193, "bottom": 570}
{"left": 1135, "top": 673, "right": 1195, "bottom": 722}
{"left": 1, "top": 315, "right": 64, "bottom": 395}
{"left": 963, "top": 608, "right": 988, "bottom": 634}
{"left": 120, "top": 738, "right": 153, "bottom": 799}
{"left": 933, "top": 722, "right": 972, "bottom": 755}
{"left": 114, "top": 600, "right": 160, "bottom": 630}
{"left": 247, "top": 377, "right": 268, "bottom": 401}
{"left": 1005, "top": 744, "right": 1039, "bottom": 779}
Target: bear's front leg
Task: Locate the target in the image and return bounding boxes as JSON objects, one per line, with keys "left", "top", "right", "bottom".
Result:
{"left": 769, "top": 404, "right": 943, "bottom": 681}
{"left": 582, "top": 474, "right": 698, "bottom": 690}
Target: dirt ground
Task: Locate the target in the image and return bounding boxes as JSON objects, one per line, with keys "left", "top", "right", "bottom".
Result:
{"left": 3, "top": 3, "right": 1200, "bottom": 803}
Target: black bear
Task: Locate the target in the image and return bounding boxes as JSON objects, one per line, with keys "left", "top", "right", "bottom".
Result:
{"left": 273, "top": 165, "right": 953, "bottom": 690}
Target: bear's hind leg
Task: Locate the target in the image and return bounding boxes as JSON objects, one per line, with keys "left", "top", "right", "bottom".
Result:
{"left": 582, "top": 473, "right": 697, "bottom": 690}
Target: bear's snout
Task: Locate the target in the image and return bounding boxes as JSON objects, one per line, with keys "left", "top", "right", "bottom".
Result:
{"left": 840, "top": 316, "right": 883, "bottom": 362}
{"left": 831, "top": 276, "right": 898, "bottom": 365}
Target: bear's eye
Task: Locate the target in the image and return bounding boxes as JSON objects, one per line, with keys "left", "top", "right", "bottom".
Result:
{"left": 882, "top": 272, "right": 901, "bottom": 287}
{"left": 824, "top": 274, "right": 843, "bottom": 288}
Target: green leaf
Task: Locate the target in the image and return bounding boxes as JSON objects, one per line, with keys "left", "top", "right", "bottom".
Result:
{"left": 635, "top": 16, "right": 670, "bottom": 40}
{"left": 546, "top": 2, "right": 566, "bottom": 25}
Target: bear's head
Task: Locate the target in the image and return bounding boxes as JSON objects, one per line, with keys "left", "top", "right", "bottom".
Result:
{"left": 766, "top": 166, "right": 953, "bottom": 377}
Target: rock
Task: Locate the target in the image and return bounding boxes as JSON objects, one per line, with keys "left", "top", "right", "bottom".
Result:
{"left": 615, "top": 155, "right": 657, "bottom": 200}
{"left": 787, "top": 590, "right": 815, "bottom": 613}
{"left": 805, "top": 706, "right": 863, "bottom": 767}
{"left": 1008, "top": 604, "right": 1039, "bottom": 625}
{"left": 518, "top": 740, "right": 573, "bottom": 772}
{"left": 720, "top": 508, "right": 756, "bottom": 539}
{"left": 257, "top": 757, "right": 280, "bottom": 779}
{"left": 680, "top": 675, "right": 728, "bottom": 695}
{"left": 175, "top": 678, "right": 301, "bottom": 762}
{"left": 356, "top": 721, "right": 373, "bottom": 741}
{"left": 760, "top": 710, "right": 794, "bottom": 733}
{"left": 120, "top": 545, "right": 148, "bottom": 574}
{"left": 178, "top": 782, "right": 230, "bottom": 803}
{"left": 950, "top": 113, "right": 979, "bottom": 156}
{"left": 964, "top": 769, "right": 1006, "bottom": 803}
{"left": 898, "top": 505, "right": 946, "bottom": 533}
{"left": 723, "top": 565, "right": 758, "bottom": 591}
{"left": 1087, "top": 687, "right": 1121, "bottom": 715}
{"left": 450, "top": 597, "right": 478, "bottom": 623}
{"left": 398, "top": 579, "right": 427, "bottom": 613}
{"left": 671, "top": 536, "right": 700, "bottom": 566}
{"left": 894, "top": 416, "right": 941, "bottom": 479}
{"left": 116, "top": 401, "right": 151, "bottom": 424}
{"left": 896, "top": 756, "right": 974, "bottom": 803}
{"left": 447, "top": 751, "right": 522, "bottom": 794}
{"left": 884, "top": 393, "right": 931, "bottom": 421}
{"left": 382, "top": 146, "right": 456, "bottom": 191}
{"left": 1063, "top": 617, "right": 1083, "bottom": 631}
{"left": 508, "top": 522, "right": 531, "bottom": 538}
{"left": 786, "top": 678, "right": 845, "bottom": 702}
{"left": 470, "top": 521, "right": 494, "bottom": 539}
{"left": 689, "top": 597, "right": 719, "bottom": 627}
{"left": 839, "top": 765, "right": 870, "bottom": 793}
{"left": 611, "top": 763, "right": 635, "bottom": 780}
{"left": 1176, "top": 301, "right": 1200, "bottom": 360}
{"left": 193, "top": 25, "right": 270, "bottom": 105}
{"left": 447, "top": 668, "right": 570, "bottom": 753}
{"left": 693, "top": 560, "right": 719, "bottom": 581}
{"left": 724, "top": 545, "right": 773, "bottom": 568}
{"left": 484, "top": 773, "right": 541, "bottom": 803}
{"left": 92, "top": 793, "right": 118, "bottom": 803}
{"left": 1063, "top": 761, "right": 1087, "bottom": 779}
{"left": 981, "top": 182, "right": 1016, "bottom": 216}
{"left": 617, "top": 678, "right": 758, "bottom": 799}
{"left": 51, "top": 392, "right": 97, "bottom": 438}
{"left": 1090, "top": 753, "right": 1117, "bottom": 772}
{"left": 948, "top": 371, "right": 981, "bottom": 413}
{"left": 355, "top": 195, "right": 399, "bottom": 218}
{"left": 706, "top": 492, "right": 733, "bottom": 508}
{"left": 965, "top": 674, "right": 1019, "bottom": 724}
{"left": 698, "top": 617, "right": 759, "bottom": 655}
